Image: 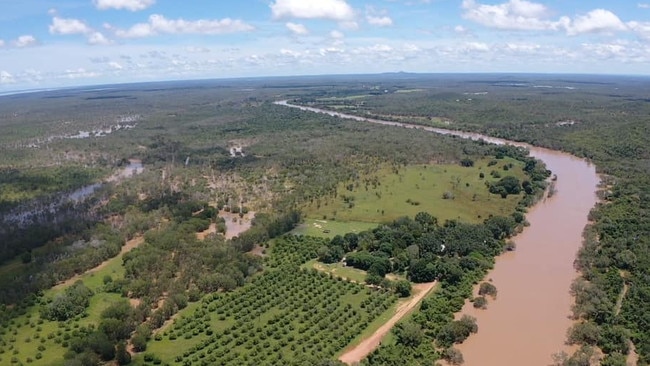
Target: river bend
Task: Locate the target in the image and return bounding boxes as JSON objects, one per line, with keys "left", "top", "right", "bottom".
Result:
{"left": 275, "top": 100, "right": 599, "bottom": 366}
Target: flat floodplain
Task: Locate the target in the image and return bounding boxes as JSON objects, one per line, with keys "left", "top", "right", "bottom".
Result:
{"left": 302, "top": 159, "right": 527, "bottom": 224}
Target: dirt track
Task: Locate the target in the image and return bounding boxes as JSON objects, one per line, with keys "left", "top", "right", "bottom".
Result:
{"left": 53, "top": 236, "right": 144, "bottom": 291}
{"left": 338, "top": 281, "right": 437, "bottom": 365}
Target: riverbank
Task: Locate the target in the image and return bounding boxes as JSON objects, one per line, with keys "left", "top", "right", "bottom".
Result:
{"left": 277, "top": 100, "right": 600, "bottom": 366}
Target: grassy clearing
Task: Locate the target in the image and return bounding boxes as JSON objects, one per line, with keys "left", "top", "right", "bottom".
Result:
{"left": 303, "top": 159, "right": 527, "bottom": 224}
{"left": 304, "top": 259, "right": 368, "bottom": 284}
{"left": 2, "top": 246, "right": 131, "bottom": 366}
{"left": 292, "top": 219, "right": 378, "bottom": 238}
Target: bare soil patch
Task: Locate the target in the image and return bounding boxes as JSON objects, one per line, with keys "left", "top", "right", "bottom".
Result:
{"left": 196, "top": 223, "right": 217, "bottom": 240}
{"left": 249, "top": 245, "right": 266, "bottom": 257}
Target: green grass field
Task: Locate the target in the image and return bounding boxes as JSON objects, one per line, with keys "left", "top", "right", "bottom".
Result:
{"left": 303, "top": 259, "right": 369, "bottom": 284}
{"left": 302, "top": 159, "right": 527, "bottom": 224}
{"left": 291, "top": 219, "right": 378, "bottom": 238}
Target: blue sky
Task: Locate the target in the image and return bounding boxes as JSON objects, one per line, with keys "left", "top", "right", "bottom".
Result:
{"left": 1, "top": 0, "right": 649, "bottom": 90}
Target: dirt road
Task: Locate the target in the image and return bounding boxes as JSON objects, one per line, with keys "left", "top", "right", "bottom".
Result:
{"left": 53, "top": 236, "right": 144, "bottom": 291}
{"left": 339, "top": 281, "right": 437, "bottom": 365}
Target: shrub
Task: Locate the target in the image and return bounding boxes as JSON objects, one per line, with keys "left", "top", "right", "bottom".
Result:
{"left": 478, "top": 282, "right": 497, "bottom": 298}
{"left": 473, "top": 296, "right": 488, "bottom": 309}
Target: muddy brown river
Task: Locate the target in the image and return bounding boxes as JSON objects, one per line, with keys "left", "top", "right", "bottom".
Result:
{"left": 276, "top": 101, "right": 600, "bottom": 366}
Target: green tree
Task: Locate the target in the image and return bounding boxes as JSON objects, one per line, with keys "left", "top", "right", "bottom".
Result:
{"left": 99, "top": 318, "right": 132, "bottom": 341}
{"left": 366, "top": 273, "right": 383, "bottom": 286}
{"left": 567, "top": 322, "right": 601, "bottom": 346}
{"left": 414, "top": 212, "right": 437, "bottom": 227}
{"left": 394, "top": 322, "right": 423, "bottom": 347}
{"left": 600, "top": 352, "right": 627, "bottom": 366}
{"left": 131, "top": 333, "right": 147, "bottom": 353}
{"left": 40, "top": 281, "right": 94, "bottom": 321}
{"left": 394, "top": 280, "right": 412, "bottom": 298}
{"left": 116, "top": 342, "right": 131, "bottom": 365}
{"left": 408, "top": 259, "right": 437, "bottom": 283}
{"left": 437, "top": 315, "right": 478, "bottom": 347}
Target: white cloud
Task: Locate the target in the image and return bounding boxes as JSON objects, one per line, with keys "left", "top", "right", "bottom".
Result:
{"left": 465, "top": 41, "right": 490, "bottom": 51}
{"left": 22, "top": 69, "right": 44, "bottom": 83}
{"left": 94, "top": 0, "right": 155, "bottom": 11}
{"left": 280, "top": 48, "right": 302, "bottom": 57}
{"left": 270, "top": 0, "right": 355, "bottom": 21}
{"left": 185, "top": 46, "right": 211, "bottom": 53}
{"left": 639, "top": 3, "right": 650, "bottom": 8}
{"left": 62, "top": 68, "right": 100, "bottom": 79}
{"left": 461, "top": 0, "right": 555, "bottom": 31}
{"left": 369, "top": 44, "right": 392, "bottom": 52}
{"left": 49, "top": 17, "right": 113, "bottom": 45}
{"left": 88, "top": 32, "right": 112, "bottom": 45}
{"left": 565, "top": 9, "right": 627, "bottom": 35}
{"left": 49, "top": 17, "right": 92, "bottom": 35}
{"left": 0, "top": 39, "right": 4, "bottom": 47}
{"left": 581, "top": 41, "right": 628, "bottom": 59}
{"left": 0, "top": 71, "right": 15, "bottom": 84}
{"left": 115, "top": 14, "right": 254, "bottom": 38}
{"left": 108, "top": 61, "right": 123, "bottom": 70}
{"left": 366, "top": 15, "right": 393, "bottom": 27}
{"left": 319, "top": 47, "right": 345, "bottom": 56}
{"left": 286, "top": 22, "right": 309, "bottom": 35}
{"left": 115, "top": 23, "right": 154, "bottom": 38}
{"left": 330, "top": 30, "right": 345, "bottom": 38}
{"left": 13, "top": 35, "right": 38, "bottom": 48}
{"left": 403, "top": 43, "right": 420, "bottom": 52}
{"left": 628, "top": 21, "right": 650, "bottom": 40}
{"left": 463, "top": 0, "right": 628, "bottom": 36}
{"left": 505, "top": 42, "right": 541, "bottom": 52}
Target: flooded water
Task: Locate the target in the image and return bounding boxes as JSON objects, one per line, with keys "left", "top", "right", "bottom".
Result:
{"left": 3, "top": 160, "right": 144, "bottom": 226}
{"left": 71, "top": 159, "right": 144, "bottom": 201}
{"left": 219, "top": 210, "right": 255, "bottom": 239}
{"left": 276, "top": 101, "right": 600, "bottom": 366}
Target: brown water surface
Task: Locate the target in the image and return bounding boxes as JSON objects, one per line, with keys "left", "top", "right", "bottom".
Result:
{"left": 276, "top": 101, "right": 600, "bottom": 366}
{"left": 451, "top": 146, "right": 598, "bottom": 366}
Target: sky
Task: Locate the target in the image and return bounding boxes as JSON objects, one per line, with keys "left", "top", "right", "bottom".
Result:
{"left": 1, "top": 0, "right": 650, "bottom": 91}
